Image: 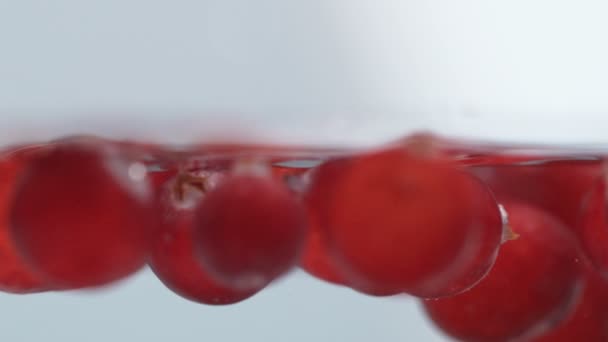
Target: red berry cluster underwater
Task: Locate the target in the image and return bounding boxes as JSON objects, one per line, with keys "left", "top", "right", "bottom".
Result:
{"left": 1, "top": 134, "right": 608, "bottom": 341}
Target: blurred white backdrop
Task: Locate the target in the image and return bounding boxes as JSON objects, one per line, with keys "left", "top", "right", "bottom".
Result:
{"left": 1, "top": 1, "right": 607, "bottom": 341}
{"left": 2, "top": 1, "right": 608, "bottom": 146}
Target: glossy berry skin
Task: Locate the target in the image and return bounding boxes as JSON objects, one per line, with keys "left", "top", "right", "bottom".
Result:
{"left": 314, "top": 149, "right": 503, "bottom": 298}
{"left": 149, "top": 178, "right": 261, "bottom": 305}
{"left": 0, "top": 146, "right": 48, "bottom": 293}
{"left": 304, "top": 157, "right": 401, "bottom": 296}
{"left": 422, "top": 174, "right": 504, "bottom": 299}
{"left": 423, "top": 201, "right": 583, "bottom": 342}
{"left": 193, "top": 174, "right": 307, "bottom": 290}
{"left": 533, "top": 269, "right": 608, "bottom": 342}
{"left": 10, "top": 142, "right": 154, "bottom": 289}
{"left": 578, "top": 178, "right": 608, "bottom": 277}
{"left": 302, "top": 159, "right": 403, "bottom": 297}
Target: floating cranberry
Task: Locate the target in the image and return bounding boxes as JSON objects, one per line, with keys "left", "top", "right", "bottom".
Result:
{"left": 313, "top": 148, "right": 503, "bottom": 297}
{"left": 10, "top": 141, "right": 154, "bottom": 289}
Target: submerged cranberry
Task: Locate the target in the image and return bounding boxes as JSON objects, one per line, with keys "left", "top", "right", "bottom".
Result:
{"left": 424, "top": 201, "right": 583, "bottom": 342}
{"left": 469, "top": 159, "right": 602, "bottom": 231}
{"left": 533, "top": 268, "right": 608, "bottom": 342}
{"left": 149, "top": 175, "right": 262, "bottom": 305}
{"left": 193, "top": 173, "right": 308, "bottom": 290}
{"left": 578, "top": 177, "right": 608, "bottom": 278}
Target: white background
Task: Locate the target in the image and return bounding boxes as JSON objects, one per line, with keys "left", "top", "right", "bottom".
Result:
{"left": 1, "top": 1, "right": 607, "bottom": 341}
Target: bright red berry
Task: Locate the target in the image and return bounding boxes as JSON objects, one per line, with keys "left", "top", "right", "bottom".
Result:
{"left": 193, "top": 173, "right": 307, "bottom": 290}
{"left": 301, "top": 159, "right": 405, "bottom": 297}
{"left": 423, "top": 201, "right": 583, "bottom": 342}
{"left": 10, "top": 141, "right": 154, "bottom": 289}
{"left": 313, "top": 148, "right": 503, "bottom": 297}
{"left": 0, "top": 146, "right": 48, "bottom": 293}
{"left": 149, "top": 176, "right": 262, "bottom": 305}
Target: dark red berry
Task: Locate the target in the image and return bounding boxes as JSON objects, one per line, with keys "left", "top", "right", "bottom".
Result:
{"left": 423, "top": 201, "right": 583, "bottom": 342}
{"left": 0, "top": 146, "right": 48, "bottom": 293}
{"left": 10, "top": 141, "right": 154, "bottom": 289}
{"left": 149, "top": 176, "right": 261, "bottom": 305}
{"left": 193, "top": 173, "right": 307, "bottom": 290}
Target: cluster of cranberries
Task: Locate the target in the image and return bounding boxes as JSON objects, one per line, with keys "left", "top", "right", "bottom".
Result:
{"left": 1, "top": 135, "right": 608, "bottom": 341}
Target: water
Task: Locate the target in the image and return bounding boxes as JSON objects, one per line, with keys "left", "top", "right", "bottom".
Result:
{"left": 3, "top": 135, "right": 608, "bottom": 342}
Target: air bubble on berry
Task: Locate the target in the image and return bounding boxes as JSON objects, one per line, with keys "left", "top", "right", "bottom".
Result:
{"left": 128, "top": 162, "right": 148, "bottom": 182}
{"left": 104, "top": 149, "right": 152, "bottom": 202}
